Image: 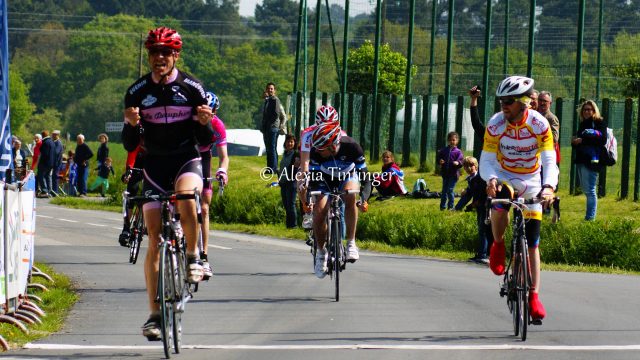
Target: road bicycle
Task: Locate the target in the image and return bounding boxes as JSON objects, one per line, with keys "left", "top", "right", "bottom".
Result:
{"left": 128, "top": 190, "right": 201, "bottom": 358}
{"left": 486, "top": 194, "right": 559, "bottom": 341}
{"left": 122, "top": 191, "right": 145, "bottom": 264}
{"left": 309, "top": 188, "right": 359, "bottom": 302}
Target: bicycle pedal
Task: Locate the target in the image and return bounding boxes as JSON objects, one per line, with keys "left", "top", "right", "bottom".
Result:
{"left": 531, "top": 319, "right": 543, "bottom": 326}
{"left": 499, "top": 288, "right": 507, "bottom": 297}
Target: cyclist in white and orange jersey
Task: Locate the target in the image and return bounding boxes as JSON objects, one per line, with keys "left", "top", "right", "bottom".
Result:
{"left": 479, "top": 76, "right": 557, "bottom": 322}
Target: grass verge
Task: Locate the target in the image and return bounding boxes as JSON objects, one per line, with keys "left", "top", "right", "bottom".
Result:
{"left": 0, "top": 262, "right": 78, "bottom": 350}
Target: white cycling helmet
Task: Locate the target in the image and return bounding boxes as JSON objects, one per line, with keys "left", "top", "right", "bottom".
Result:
{"left": 496, "top": 76, "right": 535, "bottom": 97}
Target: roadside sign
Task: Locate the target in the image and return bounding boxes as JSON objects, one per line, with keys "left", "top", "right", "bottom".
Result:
{"left": 105, "top": 122, "right": 124, "bottom": 132}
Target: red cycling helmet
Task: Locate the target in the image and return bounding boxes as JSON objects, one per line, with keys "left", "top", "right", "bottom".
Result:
{"left": 315, "top": 105, "right": 339, "bottom": 125}
{"left": 312, "top": 122, "right": 342, "bottom": 150}
{"left": 145, "top": 27, "right": 182, "bottom": 51}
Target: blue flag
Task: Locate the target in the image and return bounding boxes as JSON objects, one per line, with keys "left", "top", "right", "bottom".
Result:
{"left": 0, "top": 0, "right": 11, "bottom": 180}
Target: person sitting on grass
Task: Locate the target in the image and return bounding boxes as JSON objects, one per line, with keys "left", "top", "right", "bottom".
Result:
{"left": 373, "top": 150, "right": 407, "bottom": 200}
{"left": 89, "top": 157, "right": 115, "bottom": 197}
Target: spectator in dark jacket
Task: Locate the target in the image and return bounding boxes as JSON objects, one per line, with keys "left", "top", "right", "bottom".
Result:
{"left": 571, "top": 100, "right": 607, "bottom": 221}
{"left": 96, "top": 133, "right": 110, "bottom": 167}
{"left": 454, "top": 156, "right": 493, "bottom": 264}
{"left": 51, "top": 130, "right": 64, "bottom": 195}
{"left": 260, "top": 82, "right": 286, "bottom": 173}
{"left": 278, "top": 134, "right": 299, "bottom": 228}
{"left": 37, "top": 130, "right": 56, "bottom": 197}
{"left": 74, "top": 134, "right": 94, "bottom": 197}
{"left": 437, "top": 131, "right": 464, "bottom": 210}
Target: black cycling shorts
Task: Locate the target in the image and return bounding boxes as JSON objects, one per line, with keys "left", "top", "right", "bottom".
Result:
{"left": 142, "top": 151, "right": 203, "bottom": 197}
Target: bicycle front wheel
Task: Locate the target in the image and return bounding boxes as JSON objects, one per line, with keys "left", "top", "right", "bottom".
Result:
{"left": 518, "top": 237, "right": 530, "bottom": 341}
{"left": 172, "top": 249, "right": 186, "bottom": 352}
{"left": 159, "top": 243, "right": 175, "bottom": 358}
{"left": 331, "top": 218, "right": 341, "bottom": 302}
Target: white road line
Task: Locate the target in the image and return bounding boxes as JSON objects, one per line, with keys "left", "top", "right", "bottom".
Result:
{"left": 37, "top": 215, "right": 53, "bottom": 219}
{"left": 209, "top": 244, "right": 232, "bottom": 250}
{"left": 23, "top": 344, "right": 640, "bottom": 351}
{"left": 87, "top": 223, "right": 107, "bottom": 227}
{"left": 111, "top": 227, "right": 122, "bottom": 230}
{"left": 58, "top": 219, "right": 78, "bottom": 223}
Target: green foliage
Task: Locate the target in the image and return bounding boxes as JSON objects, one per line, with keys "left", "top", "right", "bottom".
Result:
{"left": 347, "top": 41, "right": 416, "bottom": 95}
{"left": 8, "top": 70, "right": 35, "bottom": 132}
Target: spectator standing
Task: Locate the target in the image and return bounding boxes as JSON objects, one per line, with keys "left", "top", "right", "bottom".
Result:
{"left": 89, "top": 157, "right": 115, "bottom": 197}
{"left": 36, "top": 130, "right": 55, "bottom": 197}
{"left": 74, "top": 134, "right": 93, "bottom": 197}
{"left": 65, "top": 150, "right": 78, "bottom": 196}
{"left": 31, "top": 133, "right": 42, "bottom": 170}
{"left": 12, "top": 139, "right": 28, "bottom": 179}
{"left": 261, "top": 82, "right": 286, "bottom": 173}
{"left": 279, "top": 134, "right": 299, "bottom": 228}
{"left": 437, "top": 131, "right": 464, "bottom": 210}
{"left": 374, "top": 150, "right": 408, "bottom": 199}
{"left": 529, "top": 89, "right": 539, "bottom": 111}
{"left": 454, "top": 156, "right": 493, "bottom": 264}
{"left": 51, "top": 130, "right": 64, "bottom": 195}
{"left": 538, "top": 91, "right": 561, "bottom": 166}
{"left": 571, "top": 100, "right": 607, "bottom": 221}
{"left": 96, "top": 133, "right": 110, "bottom": 168}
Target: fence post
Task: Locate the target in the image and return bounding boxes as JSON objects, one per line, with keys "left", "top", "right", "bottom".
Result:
{"left": 334, "top": 92, "right": 341, "bottom": 113}
{"left": 322, "top": 92, "right": 328, "bottom": 106}
{"left": 295, "top": 92, "right": 302, "bottom": 137}
{"left": 347, "top": 93, "right": 354, "bottom": 135}
{"left": 388, "top": 94, "right": 398, "bottom": 153}
{"left": 359, "top": 94, "right": 368, "bottom": 149}
{"left": 635, "top": 98, "right": 640, "bottom": 201}
{"left": 555, "top": 97, "right": 564, "bottom": 191}
{"left": 621, "top": 98, "right": 633, "bottom": 199}
{"left": 420, "top": 95, "right": 431, "bottom": 171}
{"left": 455, "top": 95, "right": 464, "bottom": 143}
{"left": 598, "top": 98, "right": 610, "bottom": 197}
{"left": 309, "top": 91, "right": 316, "bottom": 125}
{"left": 435, "top": 95, "right": 445, "bottom": 173}
{"left": 402, "top": 95, "right": 412, "bottom": 167}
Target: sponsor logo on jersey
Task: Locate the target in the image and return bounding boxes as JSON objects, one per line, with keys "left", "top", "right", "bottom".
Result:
{"left": 173, "top": 92, "right": 188, "bottom": 104}
{"left": 141, "top": 94, "right": 157, "bottom": 107}
{"left": 129, "top": 79, "right": 147, "bottom": 95}
{"left": 184, "top": 78, "right": 206, "bottom": 99}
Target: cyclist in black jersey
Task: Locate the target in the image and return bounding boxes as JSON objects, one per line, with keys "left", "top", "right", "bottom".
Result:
{"left": 122, "top": 27, "right": 214, "bottom": 341}
{"left": 307, "top": 122, "right": 371, "bottom": 278}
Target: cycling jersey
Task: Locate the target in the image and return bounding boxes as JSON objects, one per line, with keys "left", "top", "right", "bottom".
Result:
{"left": 309, "top": 136, "right": 371, "bottom": 200}
{"left": 199, "top": 115, "right": 227, "bottom": 192}
{"left": 122, "top": 69, "right": 214, "bottom": 156}
{"left": 480, "top": 109, "right": 558, "bottom": 190}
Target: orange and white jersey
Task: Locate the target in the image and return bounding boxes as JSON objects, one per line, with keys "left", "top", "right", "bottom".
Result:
{"left": 480, "top": 109, "right": 558, "bottom": 190}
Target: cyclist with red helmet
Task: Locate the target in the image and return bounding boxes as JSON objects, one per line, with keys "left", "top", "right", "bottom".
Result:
{"left": 307, "top": 121, "right": 371, "bottom": 278}
{"left": 122, "top": 26, "right": 214, "bottom": 341}
{"left": 298, "top": 105, "right": 349, "bottom": 228}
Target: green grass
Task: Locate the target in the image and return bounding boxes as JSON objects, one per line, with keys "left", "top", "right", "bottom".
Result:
{"left": 53, "top": 150, "right": 640, "bottom": 275}
{"left": 0, "top": 263, "right": 77, "bottom": 349}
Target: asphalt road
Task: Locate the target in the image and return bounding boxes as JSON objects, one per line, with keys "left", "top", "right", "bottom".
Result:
{"left": 5, "top": 199, "right": 640, "bottom": 359}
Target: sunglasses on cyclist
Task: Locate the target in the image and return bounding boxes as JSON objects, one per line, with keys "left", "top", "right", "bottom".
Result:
{"left": 148, "top": 47, "right": 175, "bottom": 57}
{"left": 500, "top": 97, "right": 517, "bottom": 106}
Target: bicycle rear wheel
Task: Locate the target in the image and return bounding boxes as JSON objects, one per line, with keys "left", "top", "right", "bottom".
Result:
{"left": 159, "top": 243, "right": 174, "bottom": 358}
{"left": 331, "top": 218, "right": 341, "bottom": 302}
{"left": 172, "top": 249, "right": 186, "bottom": 352}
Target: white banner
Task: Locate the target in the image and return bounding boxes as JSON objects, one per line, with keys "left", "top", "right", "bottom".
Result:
{"left": 4, "top": 186, "right": 20, "bottom": 302}
{"left": 19, "top": 189, "right": 34, "bottom": 292}
{"left": 0, "top": 183, "right": 4, "bottom": 308}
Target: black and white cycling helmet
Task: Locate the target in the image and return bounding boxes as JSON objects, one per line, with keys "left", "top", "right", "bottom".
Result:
{"left": 496, "top": 76, "right": 535, "bottom": 97}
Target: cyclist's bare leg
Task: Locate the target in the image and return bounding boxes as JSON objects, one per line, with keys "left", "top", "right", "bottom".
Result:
{"left": 200, "top": 191, "right": 212, "bottom": 255}
{"left": 175, "top": 174, "right": 203, "bottom": 256}
{"left": 528, "top": 247, "right": 541, "bottom": 292}
{"left": 312, "top": 195, "right": 329, "bottom": 249}
{"left": 143, "top": 206, "right": 162, "bottom": 313}
{"left": 490, "top": 210, "right": 509, "bottom": 244}
{"left": 342, "top": 182, "right": 359, "bottom": 240}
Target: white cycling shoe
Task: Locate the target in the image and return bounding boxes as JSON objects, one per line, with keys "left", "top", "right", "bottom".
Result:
{"left": 314, "top": 250, "right": 328, "bottom": 279}
{"left": 346, "top": 241, "right": 359, "bottom": 262}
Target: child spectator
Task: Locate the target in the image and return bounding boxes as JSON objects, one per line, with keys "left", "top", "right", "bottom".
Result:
{"left": 454, "top": 156, "right": 493, "bottom": 264}
{"left": 437, "top": 131, "right": 464, "bottom": 210}
{"left": 66, "top": 150, "right": 78, "bottom": 196}
{"left": 374, "top": 150, "right": 407, "bottom": 199}
{"left": 279, "top": 134, "right": 300, "bottom": 228}
{"left": 89, "top": 156, "right": 115, "bottom": 197}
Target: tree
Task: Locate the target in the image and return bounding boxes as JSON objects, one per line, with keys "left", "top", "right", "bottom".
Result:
{"left": 8, "top": 70, "right": 35, "bottom": 133}
{"left": 253, "top": 0, "right": 299, "bottom": 39}
{"left": 347, "top": 41, "right": 415, "bottom": 95}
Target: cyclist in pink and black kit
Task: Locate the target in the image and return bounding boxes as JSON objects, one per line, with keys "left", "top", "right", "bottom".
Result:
{"left": 122, "top": 27, "right": 214, "bottom": 340}
{"left": 198, "top": 91, "right": 229, "bottom": 279}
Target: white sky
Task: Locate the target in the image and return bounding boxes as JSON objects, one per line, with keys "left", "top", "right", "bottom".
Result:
{"left": 239, "top": 0, "right": 261, "bottom": 17}
{"left": 239, "top": 0, "right": 370, "bottom": 18}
